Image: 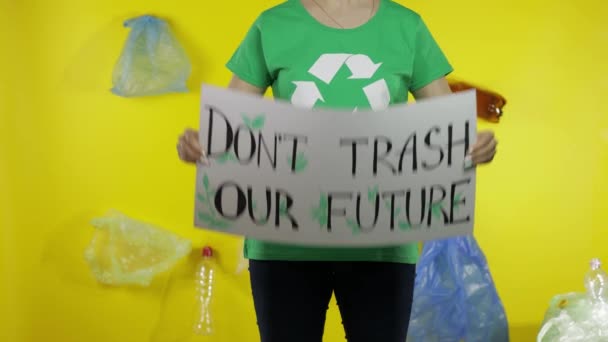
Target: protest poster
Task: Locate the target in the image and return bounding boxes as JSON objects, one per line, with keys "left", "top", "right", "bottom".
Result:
{"left": 194, "top": 85, "right": 476, "bottom": 246}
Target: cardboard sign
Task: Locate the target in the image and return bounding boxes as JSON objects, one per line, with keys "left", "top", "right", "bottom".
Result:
{"left": 194, "top": 85, "right": 477, "bottom": 246}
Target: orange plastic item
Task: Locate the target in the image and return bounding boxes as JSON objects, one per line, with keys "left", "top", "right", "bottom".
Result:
{"left": 448, "top": 81, "right": 506, "bottom": 123}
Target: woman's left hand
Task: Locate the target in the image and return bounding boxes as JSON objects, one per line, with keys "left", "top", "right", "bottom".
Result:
{"left": 470, "top": 131, "right": 497, "bottom": 165}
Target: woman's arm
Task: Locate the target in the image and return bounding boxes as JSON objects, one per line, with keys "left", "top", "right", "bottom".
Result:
{"left": 412, "top": 77, "right": 497, "bottom": 166}
{"left": 228, "top": 74, "right": 267, "bottom": 95}
{"left": 412, "top": 77, "right": 452, "bottom": 100}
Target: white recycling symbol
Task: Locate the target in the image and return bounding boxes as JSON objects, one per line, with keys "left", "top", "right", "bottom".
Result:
{"left": 290, "top": 53, "right": 390, "bottom": 111}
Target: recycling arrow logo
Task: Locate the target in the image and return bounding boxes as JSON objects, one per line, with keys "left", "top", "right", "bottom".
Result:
{"left": 290, "top": 53, "right": 391, "bottom": 111}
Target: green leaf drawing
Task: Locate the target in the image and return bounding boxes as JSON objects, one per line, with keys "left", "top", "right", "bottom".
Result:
{"left": 319, "top": 194, "right": 328, "bottom": 208}
{"left": 279, "top": 199, "right": 288, "bottom": 217}
{"left": 452, "top": 193, "right": 463, "bottom": 211}
{"left": 250, "top": 200, "right": 270, "bottom": 224}
{"left": 398, "top": 220, "right": 411, "bottom": 231}
{"left": 346, "top": 218, "right": 361, "bottom": 235}
{"left": 216, "top": 153, "right": 228, "bottom": 163}
{"left": 297, "top": 154, "right": 308, "bottom": 170}
{"left": 251, "top": 114, "right": 266, "bottom": 130}
{"left": 214, "top": 219, "right": 231, "bottom": 229}
{"left": 383, "top": 200, "right": 402, "bottom": 217}
{"left": 242, "top": 114, "right": 253, "bottom": 129}
{"left": 431, "top": 202, "right": 443, "bottom": 219}
{"left": 310, "top": 208, "right": 324, "bottom": 227}
{"left": 216, "top": 152, "right": 238, "bottom": 164}
{"left": 242, "top": 113, "right": 266, "bottom": 130}
{"left": 310, "top": 193, "right": 329, "bottom": 228}
{"left": 203, "top": 174, "right": 209, "bottom": 189}
{"left": 367, "top": 186, "right": 379, "bottom": 203}
{"left": 197, "top": 211, "right": 215, "bottom": 223}
{"left": 197, "top": 174, "right": 232, "bottom": 229}
{"left": 287, "top": 152, "right": 308, "bottom": 173}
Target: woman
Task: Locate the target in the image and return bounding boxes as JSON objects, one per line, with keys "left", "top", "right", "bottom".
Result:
{"left": 177, "top": 0, "right": 497, "bottom": 341}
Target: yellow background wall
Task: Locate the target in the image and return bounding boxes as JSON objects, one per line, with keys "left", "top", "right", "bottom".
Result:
{"left": 1, "top": 0, "right": 607, "bottom": 341}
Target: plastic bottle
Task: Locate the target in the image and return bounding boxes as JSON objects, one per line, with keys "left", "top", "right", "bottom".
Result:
{"left": 193, "top": 246, "right": 215, "bottom": 335}
{"left": 584, "top": 258, "right": 608, "bottom": 304}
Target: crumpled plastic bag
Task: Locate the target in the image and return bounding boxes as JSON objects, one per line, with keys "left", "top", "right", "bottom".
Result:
{"left": 537, "top": 293, "right": 608, "bottom": 341}
{"left": 407, "top": 235, "right": 509, "bottom": 342}
{"left": 111, "top": 15, "right": 191, "bottom": 97}
{"left": 84, "top": 210, "right": 191, "bottom": 286}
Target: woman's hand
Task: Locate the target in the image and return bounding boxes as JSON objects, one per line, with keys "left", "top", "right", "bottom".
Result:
{"left": 470, "top": 130, "right": 497, "bottom": 166}
{"left": 175, "top": 75, "right": 262, "bottom": 166}
{"left": 177, "top": 129, "right": 207, "bottom": 164}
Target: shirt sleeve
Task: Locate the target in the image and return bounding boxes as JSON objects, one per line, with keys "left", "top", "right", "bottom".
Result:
{"left": 226, "top": 17, "right": 273, "bottom": 89}
{"left": 409, "top": 17, "right": 454, "bottom": 92}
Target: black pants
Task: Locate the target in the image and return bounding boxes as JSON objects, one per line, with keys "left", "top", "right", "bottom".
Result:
{"left": 249, "top": 260, "right": 416, "bottom": 342}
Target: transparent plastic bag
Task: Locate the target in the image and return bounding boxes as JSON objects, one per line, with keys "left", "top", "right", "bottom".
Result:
{"left": 84, "top": 210, "right": 192, "bottom": 286}
{"left": 111, "top": 15, "right": 191, "bottom": 97}
{"left": 537, "top": 293, "right": 608, "bottom": 341}
{"left": 537, "top": 259, "right": 608, "bottom": 342}
{"left": 407, "top": 235, "right": 509, "bottom": 342}
{"left": 538, "top": 299, "right": 608, "bottom": 341}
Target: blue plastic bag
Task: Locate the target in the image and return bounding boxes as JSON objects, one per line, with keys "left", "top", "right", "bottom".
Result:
{"left": 407, "top": 235, "right": 509, "bottom": 342}
{"left": 112, "top": 15, "right": 191, "bottom": 97}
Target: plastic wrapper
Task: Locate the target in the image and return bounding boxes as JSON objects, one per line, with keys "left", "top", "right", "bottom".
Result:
{"left": 111, "top": 15, "right": 191, "bottom": 97}
{"left": 407, "top": 235, "right": 509, "bottom": 342}
{"left": 538, "top": 293, "right": 608, "bottom": 341}
{"left": 537, "top": 258, "right": 608, "bottom": 341}
{"left": 84, "top": 210, "right": 191, "bottom": 286}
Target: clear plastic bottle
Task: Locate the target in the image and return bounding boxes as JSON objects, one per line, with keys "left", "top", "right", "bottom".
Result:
{"left": 193, "top": 246, "right": 215, "bottom": 335}
{"left": 584, "top": 258, "right": 608, "bottom": 304}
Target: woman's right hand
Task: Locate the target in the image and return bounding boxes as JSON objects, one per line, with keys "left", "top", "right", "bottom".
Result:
{"left": 177, "top": 128, "right": 207, "bottom": 164}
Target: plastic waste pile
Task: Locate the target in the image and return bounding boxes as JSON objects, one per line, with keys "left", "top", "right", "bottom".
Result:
{"left": 537, "top": 258, "right": 608, "bottom": 342}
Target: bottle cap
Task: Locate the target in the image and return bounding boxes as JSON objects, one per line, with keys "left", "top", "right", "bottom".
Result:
{"left": 202, "top": 246, "right": 213, "bottom": 257}
{"left": 591, "top": 258, "right": 601, "bottom": 270}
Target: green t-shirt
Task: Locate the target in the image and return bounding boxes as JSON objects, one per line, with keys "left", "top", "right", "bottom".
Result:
{"left": 226, "top": 0, "right": 453, "bottom": 264}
